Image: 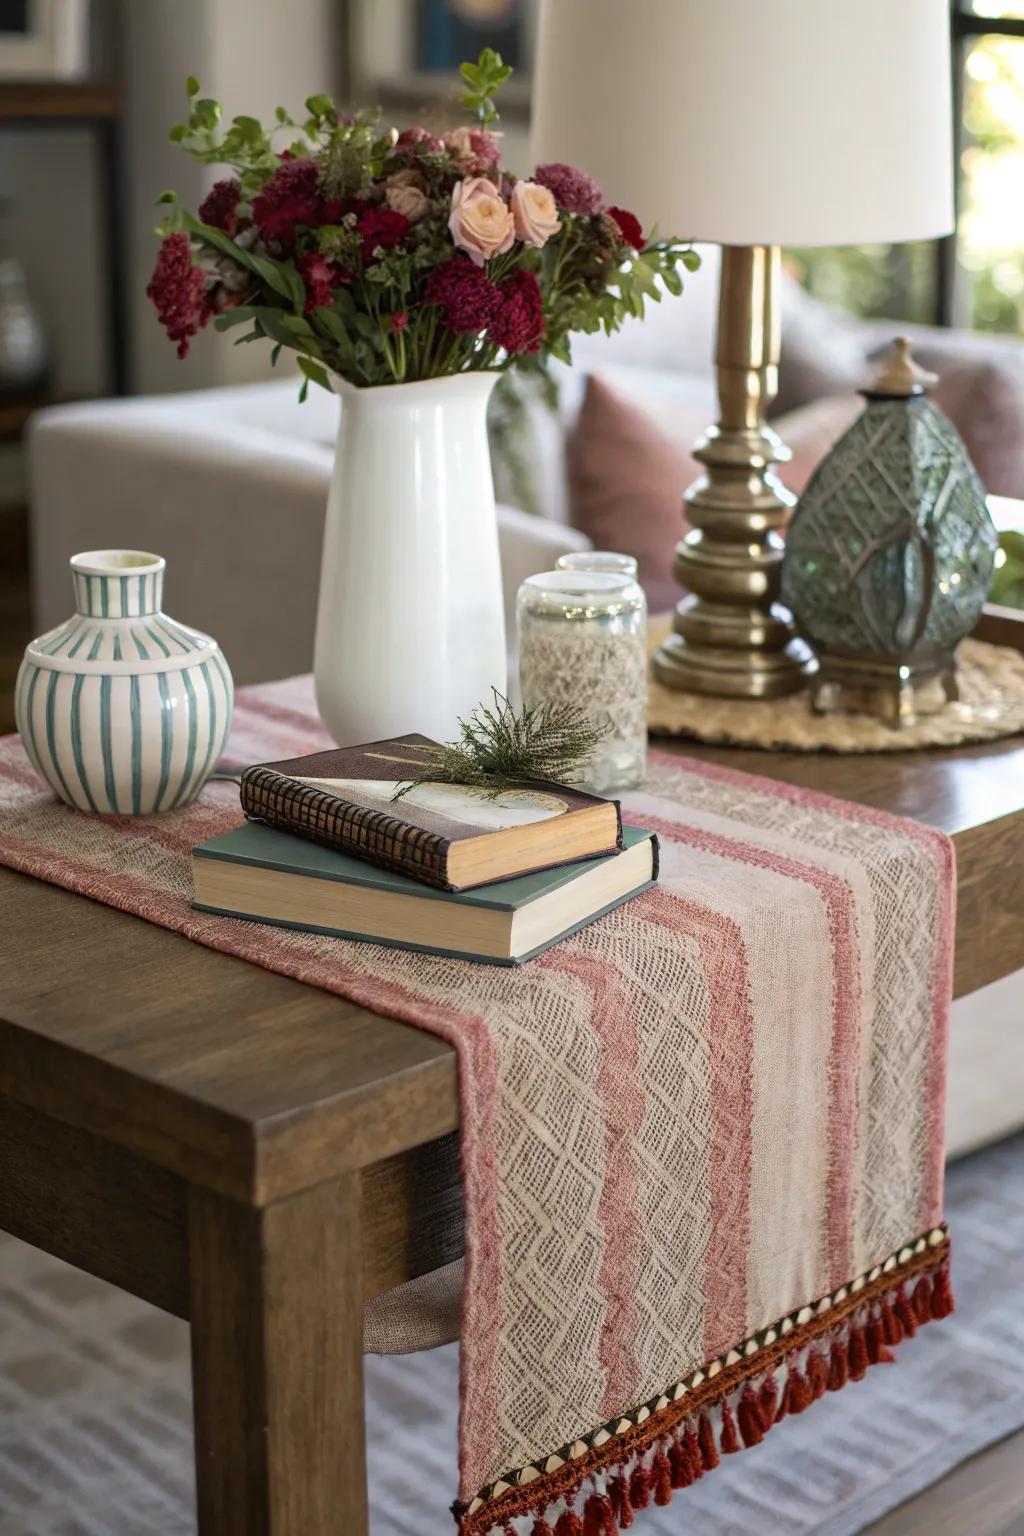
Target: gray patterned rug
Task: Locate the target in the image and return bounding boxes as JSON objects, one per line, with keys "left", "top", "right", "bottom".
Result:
{"left": 1, "top": 1134, "right": 1023, "bottom": 1536}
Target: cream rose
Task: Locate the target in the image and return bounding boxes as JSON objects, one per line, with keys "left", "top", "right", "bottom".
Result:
{"left": 444, "top": 126, "right": 501, "bottom": 174}
{"left": 449, "top": 177, "right": 515, "bottom": 266}
{"left": 386, "top": 168, "right": 429, "bottom": 224}
{"left": 510, "top": 180, "right": 561, "bottom": 248}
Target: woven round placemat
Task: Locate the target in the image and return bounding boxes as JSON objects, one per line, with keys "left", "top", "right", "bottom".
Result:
{"left": 647, "top": 615, "right": 1024, "bottom": 752}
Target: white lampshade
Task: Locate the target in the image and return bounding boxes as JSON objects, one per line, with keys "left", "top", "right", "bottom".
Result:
{"left": 531, "top": 0, "right": 954, "bottom": 248}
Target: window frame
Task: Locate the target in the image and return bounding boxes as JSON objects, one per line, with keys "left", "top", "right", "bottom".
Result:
{"left": 938, "top": 4, "right": 1024, "bottom": 324}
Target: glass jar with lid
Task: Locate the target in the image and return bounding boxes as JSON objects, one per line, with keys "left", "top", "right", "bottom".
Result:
{"left": 555, "top": 550, "right": 639, "bottom": 579}
{"left": 516, "top": 569, "right": 647, "bottom": 793}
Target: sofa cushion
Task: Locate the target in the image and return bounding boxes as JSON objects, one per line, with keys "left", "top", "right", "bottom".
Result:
{"left": 567, "top": 374, "right": 860, "bottom": 611}
{"left": 565, "top": 374, "right": 706, "bottom": 611}
{"left": 931, "top": 360, "right": 1024, "bottom": 500}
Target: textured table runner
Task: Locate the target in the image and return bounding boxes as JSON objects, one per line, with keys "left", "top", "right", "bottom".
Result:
{"left": 0, "top": 675, "right": 956, "bottom": 1536}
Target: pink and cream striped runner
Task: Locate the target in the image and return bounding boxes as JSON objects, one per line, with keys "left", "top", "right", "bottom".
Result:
{"left": 0, "top": 675, "right": 956, "bottom": 1535}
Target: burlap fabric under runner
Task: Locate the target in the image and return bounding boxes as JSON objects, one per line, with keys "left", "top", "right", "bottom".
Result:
{"left": 648, "top": 615, "right": 1024, "bottom": 751}
{"left": 0, "top": 674, "right": 956, "bottom": 1536}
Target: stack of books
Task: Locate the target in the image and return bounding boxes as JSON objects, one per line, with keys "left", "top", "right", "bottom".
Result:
{"left": 192, "top": 734, "right": 658, "bottom": 965}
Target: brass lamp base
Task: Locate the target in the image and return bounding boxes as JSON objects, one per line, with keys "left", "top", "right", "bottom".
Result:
{"left": 653, "top": 244, "right": 817, "bottom": 699}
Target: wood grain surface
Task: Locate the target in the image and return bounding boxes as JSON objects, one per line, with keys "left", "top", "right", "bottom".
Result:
{"left": 189, "top": 1175, "right": 367, "bottom": 1535}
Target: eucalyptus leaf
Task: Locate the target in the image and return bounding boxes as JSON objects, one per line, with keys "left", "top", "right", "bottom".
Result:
{"left": 192, "top": 98, "right": 221, "bottom": 130}
{"left": 212, "top": 305, "right": 263, "bottom": 332}
{"left": 297, "top": 355, "right": 334, "bottom": 392}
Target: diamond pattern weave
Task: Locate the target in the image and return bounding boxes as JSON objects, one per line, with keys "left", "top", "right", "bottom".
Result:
{"left": 0, "top": 674, "right": 954, "bottom": 1524}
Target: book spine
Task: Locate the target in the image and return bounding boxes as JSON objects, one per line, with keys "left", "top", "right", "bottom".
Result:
{"left": 239, "top": 767, "right": 455, "bottom": 890}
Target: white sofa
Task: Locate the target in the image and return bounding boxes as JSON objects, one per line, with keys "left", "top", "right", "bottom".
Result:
{"left": 27, "top": 380, "right": 598, "bottom": 688}
{"left": 25, "top": 267, "right": 1024, "bottom": 1163}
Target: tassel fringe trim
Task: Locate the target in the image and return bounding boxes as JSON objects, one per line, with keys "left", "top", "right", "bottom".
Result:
{"left": 456, "top": 1228, "right": 952, "bottom": 1536}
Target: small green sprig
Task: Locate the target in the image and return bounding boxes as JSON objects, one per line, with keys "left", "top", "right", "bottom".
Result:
{"left": 393, "top": 691, "right": 608, "bottom": 800}
{"left": 458, "top": 47, "right": 512, "bottom": 125}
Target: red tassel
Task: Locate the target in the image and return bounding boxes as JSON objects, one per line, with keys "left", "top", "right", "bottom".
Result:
{"left": 931, "top": 1261, "right": 955, "bottom": 1319}
{"left": 894, "top": 1285, "right": 918, "bottom": 1338}
{"left": 582, "top": 1492, "right": 616, "bottom": 1536}
{"left": 807, "top": 1350, "right": 829, "bottom": 1400}
{"left": 720, "top": 1398, "right": 741, "bottom": 1454}
{"left": 913, "top": 1275, "right": 933, "bottom": 1325}
{"left": 827, "top": 1336, "right": 849, "bottom": 1392}
{"left": 784, "top": 1366, "right": 810, "bottom": 1416}
{"left": 629, "top": 1463, "right": 651, "bottom": 1511}
{"left": 848, "top": 1326, "right": 869, "bottom": 1380}
{"left": 669, "top": 1437, "right": 693, "bottom": 1490}
{"left": 652, "top": 1450, "right": 673, "bottom": 1507}
{"left": 865, "top": 1316, "right": 883, "bottom": 1363}
{"left": 759, "top": 1373, "right": 779, "bottom": 1428}
{"left": 608, "top": 1475, "right": 632, "bottom": 1529}
{"left": 880, "top": 1297, "right": 903, "bottom": 1346}
{"left": 682, "top": 1426, "right": 704, "bottom": 1482}
{"left": 554, "top": 1513, "right": 583, "bottom": 1536}
{"left": 737, "top": 1387, "right": 765, "bottom": 1446}
{"left": 698, "top": 1413, "right": 720, "bottom": 1470}
{"left": 532, "top": 1521, "right": 555, "bottom": 1536}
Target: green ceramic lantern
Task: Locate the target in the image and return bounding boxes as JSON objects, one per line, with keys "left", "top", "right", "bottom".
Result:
{"left": 781, "top": 338, "right": 998, "bottom": 725}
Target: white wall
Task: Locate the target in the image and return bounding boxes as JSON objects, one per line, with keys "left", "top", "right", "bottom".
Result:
{"left": 125, "top": 0, "right": 342, "bottom": 395}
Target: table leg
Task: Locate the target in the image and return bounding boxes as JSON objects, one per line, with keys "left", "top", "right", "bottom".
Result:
{"left": 188, "top": 1175, "right": 368, "bottom": 1536}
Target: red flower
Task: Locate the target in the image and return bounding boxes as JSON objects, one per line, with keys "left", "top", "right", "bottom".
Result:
{"left": 297, "top": 251, "right": 348, "bottom": 312}
{"left": 533, "top": 161, "right": 604, "bottom": 215}
{"left": 356, "top": 207, "right": 410, "bottom": 264}
{"left": 390, "top": 311, "right": 409, "bottom": 332}
{"left": 198, "top": 178, "right": 242, "bottom": 235}
{"left": 607, "top": 206, "right": 644, "bottom": 250}
{"left": 395, "top": 125, "right": 442, "bottom": 156}
{"left": 426, "top": 256, "right": 497, "bottom": 333}
{"left": 146, "top": 231, "right": 211, "bottom": 359}
{"left": 252, "top": 157, "right": 322, "bottom": 246}
{"left": 488, "top": 268, "right": 544, "bottom": 355}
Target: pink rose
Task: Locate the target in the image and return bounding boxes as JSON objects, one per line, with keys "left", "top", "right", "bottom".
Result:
{"left": 510, "top": 180, "right": 561, "bottom": 248}
{"left": 449, "top": 177, "right": 515, "bottom": 267}
{"left": 386, "top": 168, "right": 429, "bottom": 224}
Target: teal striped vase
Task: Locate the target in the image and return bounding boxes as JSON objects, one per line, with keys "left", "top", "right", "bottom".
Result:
{"left": 15, "top": 550, "right": 233, "bottom": 815}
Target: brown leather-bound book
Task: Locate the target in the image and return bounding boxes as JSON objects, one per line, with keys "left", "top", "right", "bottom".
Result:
{"left": 239, "top": 733, "right": 623, "bottom": 893}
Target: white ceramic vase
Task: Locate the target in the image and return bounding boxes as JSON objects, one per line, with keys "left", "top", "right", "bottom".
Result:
{"left": 15, "top": 550, "right": 233, "bottom": 815}
{"left": 314, "top": 371, "right": 507, "bottom": 745}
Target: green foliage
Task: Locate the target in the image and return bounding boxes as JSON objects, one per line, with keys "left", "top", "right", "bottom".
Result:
{"left": 320, "top": 107, "right": 386, "bottom": 199}
{"left": 393, "top": 690, "right": 609, "bottom": 799}
{"left": 488, "top": 367, "right": 558, "bottom": 518}
{"left": 167, "top": 78, "right": 285, "bottom": 198}
{"left": 989, "top": 530, "right": 1024, "bottom": 610}
{"left": 458, "top": 48, "right": 513, "bottom": 125}
{"left": 537, "top": 218, "right": 699, "bottom": 371}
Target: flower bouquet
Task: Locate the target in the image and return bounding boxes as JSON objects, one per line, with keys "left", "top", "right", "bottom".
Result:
{"left": 148, "top": 50, "right": 698, "bottom": 744}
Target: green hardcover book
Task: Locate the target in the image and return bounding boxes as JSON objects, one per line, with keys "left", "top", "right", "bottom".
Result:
{"left": 193, "top": 822, "right": 658, "bottom": 966}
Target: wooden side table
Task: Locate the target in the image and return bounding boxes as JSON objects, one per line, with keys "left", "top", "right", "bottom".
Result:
{"left": 1, "top": 611, "right": 1022, "bottom": 1534}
